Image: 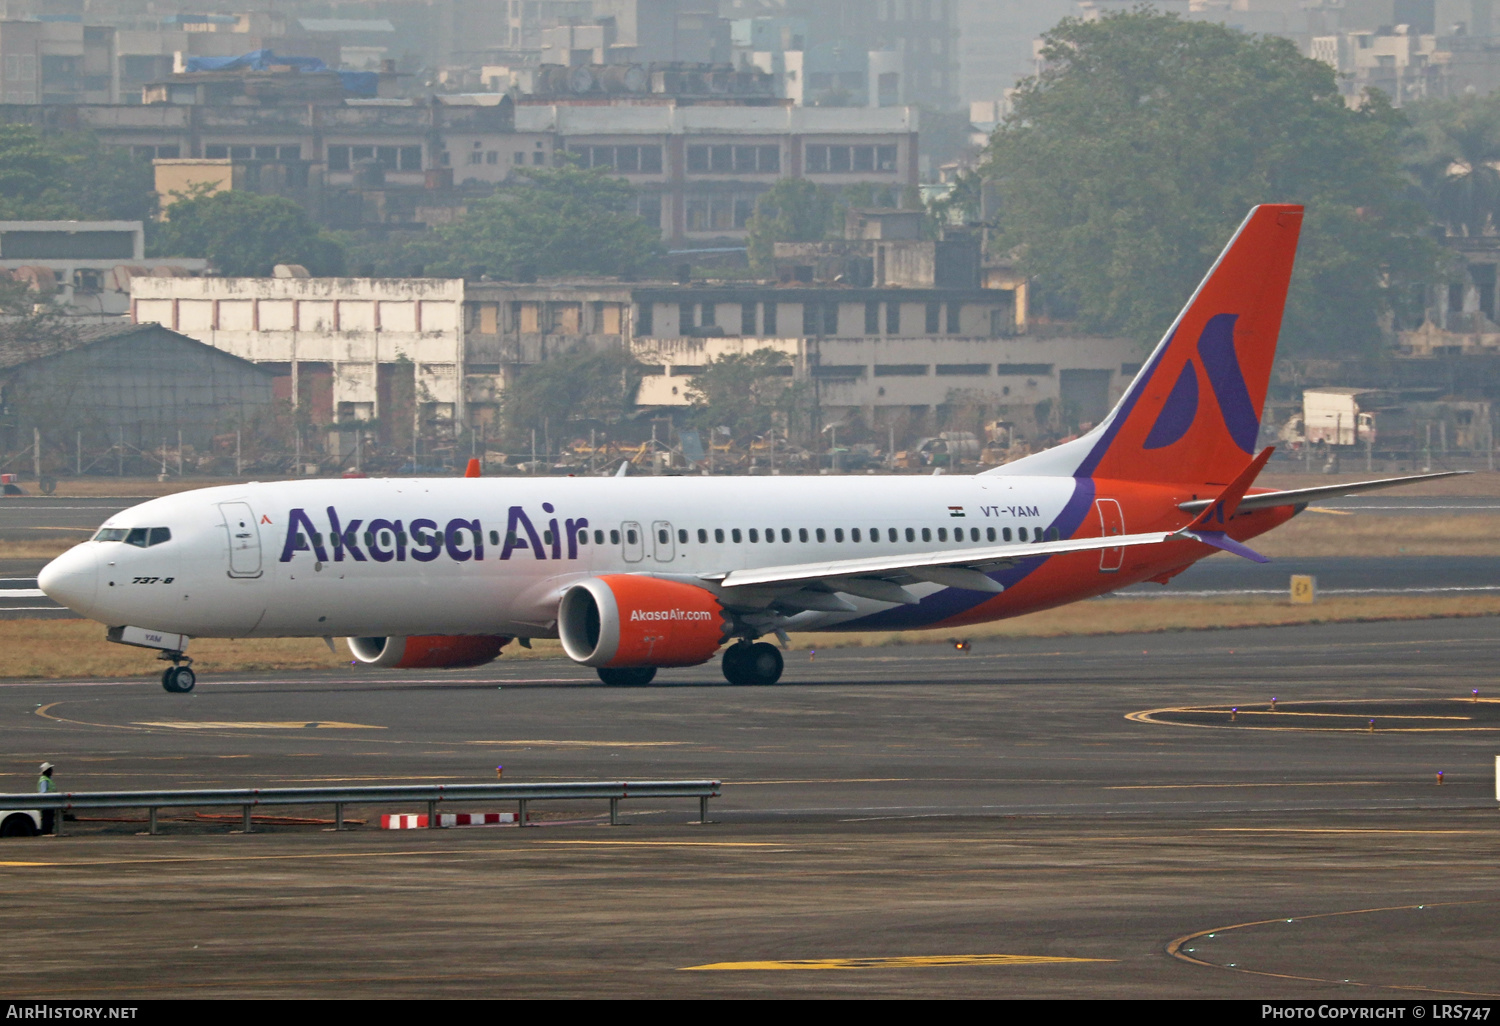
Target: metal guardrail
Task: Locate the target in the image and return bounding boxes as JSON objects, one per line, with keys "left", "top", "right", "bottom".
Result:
{"left": 0, "top": 780, "right": 721, "bottom": 834}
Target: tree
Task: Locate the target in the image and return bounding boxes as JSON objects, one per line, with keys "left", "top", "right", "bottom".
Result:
{"left": 745, "top": 178, "right": 914, "bottom": 273}
{"left": 0, "top": 125, "right": 155, "bottom": 221}
{"left": 981, "top": 10, "right": 1440, "bottom": 355}
{"left": 425, "top": 166, "right": 661, "bottom": 279}
{"left": 1404, "top": 94, "right": 1500, "bottom": 237}
{"left": 152, "top": 190, "right": 345, "bottom": 276}
{"left": 501, "top": 347, "right": 645, "bottom": 444}
{"left": 0, "top": 125, "right": 69, "bottom": 216}
{"left": 685, "top": 348, "right": 807, "bottom": 443}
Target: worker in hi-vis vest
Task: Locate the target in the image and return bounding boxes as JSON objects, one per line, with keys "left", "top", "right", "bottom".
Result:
{"left": 37, "top": 762, "right": 56, "bottom": 835}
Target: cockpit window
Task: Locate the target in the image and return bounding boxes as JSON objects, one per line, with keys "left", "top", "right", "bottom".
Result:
{"left": 95, "top": 527, "right": 171, "bottom": 547}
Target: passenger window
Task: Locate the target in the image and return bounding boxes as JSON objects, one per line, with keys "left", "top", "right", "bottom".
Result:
{"left": 1049, "top": 527, "right": 1061, "bottom": 541}
{"left": 545, "top": 529, "right": 556, "bottom": 545}
{"left": 626, "top": 529, "right": 637, "bottom": 545}
{"left": 870, "top": 528, "right": 879, "bottom": 543}
{"left": 697, "top": 529, "right": 707, "bottom": 543}
{"left": 1018, "top": 527, "right": 1028, "bottom": 541}
{"left": 816, "top": 528, "right": 826, "bottom": 542}
{"left": 94, "top": 527, "right": 128, "bottom": 542}
{"left": 381, "top": 531, "right": 392, "bottom": 547}
{"left": 489, "top": 530, "right": 500, "bottom": 546}
{"left": 987, "top": 527, "right": 996, "bottom": 542}
{"left": 749, "top": 529, "right": 759, "bottom": 542}
{"left": 595, "top": 530, "right": 605, "bottom": 545}
{"left": 732, "top": 529, "right": 742, "bottom": 543}
{"left": 148, "top": 527, "right": 171, "bottom": 546}
{"left": 677, "top": 529, "right": 688, "bottom": 544}
{"left": 363, "top": 531, "right": 374, "bottom": 547}
{"left": 799, "top": 528, "right": 808, "bottom": 542}
{"left": 851, "top": 528, "right": 861, "bottom": 542}
{"left": 905, "top": 527, "right": 915, "bottom": 542}
{"left": 577, "top": 531, "right": 588, "bottom": 546}
{"left": 937, "top": 528, "right": 947, "bottom": 542}
{"left": 834, "top": 528, "right": 844, "bottom": 542}
{"left": 781, "top": 528, "right": 791, "bottom": 543}
{"left": 921, "top": 528, "right": 931, "bottom": 542}
{"left": 765, "top": 527, "right": 775, "bottom": 542}
{"left": 611, "top": 530, "right": 621, "bottom": 544}
{"left": 1003, "top": 527, "right": 1013, "bottom": 542}
{"left": 888, "top": 528, "right": 897, "bottom": 542}
{"left": 714, "top": 529, "right": 725, "bottom": 543}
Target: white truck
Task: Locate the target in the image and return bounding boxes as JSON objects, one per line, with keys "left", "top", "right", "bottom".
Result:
{"left": 1300, "top": 388, "right": 1378, "bottom": 447}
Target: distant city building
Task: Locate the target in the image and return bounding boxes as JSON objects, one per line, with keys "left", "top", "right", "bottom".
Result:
{"left": 130, "top": 263, "right": 1130, "bottom": 450}
{"left": 0, "top": 221, "right": 205, "bottom": 320}
{"left": 0, "top": 20, "right": 117, "bottom": 104}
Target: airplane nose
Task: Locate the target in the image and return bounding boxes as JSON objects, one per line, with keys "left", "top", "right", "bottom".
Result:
{"left": 39, "top": 545, "right": 98, "bottom": 616}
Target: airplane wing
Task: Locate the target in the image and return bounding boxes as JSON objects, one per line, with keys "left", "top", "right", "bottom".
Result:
{"left": 1177, "top": 470, "right": 1470, "bottom": 515}
{"left": 700, "top": 529, "right": 1178, "bottom": 608}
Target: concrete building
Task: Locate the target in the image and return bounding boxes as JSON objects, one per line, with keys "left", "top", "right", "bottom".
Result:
{"left": 0, "top": 19, "right": 117, "bottom": 104}
{"left": 628, "top": 282, "right": 1131, "bottom": 438}
{"left": 128, "top": 268, "right": 1136, "bottom": 450}
{"left": 0, "top": 321, "right": 275, "bottom": 455}
{"left": 523, "top": 102, "right": 919, "bottom": 245}
{"left": 0, "top": 70, "right": 916, "bottom": 242}
{"left": 0, "top": 221, "right": 205, "bottom": 319}
{"left": 129, "top": 276, "right": 470, "bottom": 448}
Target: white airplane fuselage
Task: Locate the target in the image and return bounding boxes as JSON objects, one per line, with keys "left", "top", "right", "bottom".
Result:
{"left": 38, "top": 473, "right": 1219, "bottom": 641}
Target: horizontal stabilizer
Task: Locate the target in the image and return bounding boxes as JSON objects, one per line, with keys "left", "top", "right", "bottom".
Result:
{"left": 1184, "top": 447, "right": 1274, "bottom": 530}
{"left": 1178, "top": 470, "right": 1470, "bottom": 515}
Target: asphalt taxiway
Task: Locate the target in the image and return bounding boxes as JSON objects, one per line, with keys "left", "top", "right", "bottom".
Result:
{"left": 0, "top": 619, "right": 1496, "bottom": 998}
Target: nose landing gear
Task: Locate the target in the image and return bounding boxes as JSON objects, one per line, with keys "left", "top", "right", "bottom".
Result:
{"left": 158, "top": 651, "right": 195, "bottom": 693}
{"left": 161, "top": 665, "right": 196, "bottom": 693}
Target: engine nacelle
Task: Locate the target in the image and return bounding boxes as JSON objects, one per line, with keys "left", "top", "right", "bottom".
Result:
{"left": 347, "top": 635, "right": 509, "bottom": 669}
{"left": 558, "top": 575, "right": 729, "bottom": 668}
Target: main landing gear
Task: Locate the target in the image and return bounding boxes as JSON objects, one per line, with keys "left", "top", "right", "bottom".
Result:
{"left": 722, "top": 641, "right": 783, "bottom": 686}
{"left": 160, "top": 652, "right": 195, "bottom": 693}
{"left": 596, "top": 666, "right": 657, "bottom": 687}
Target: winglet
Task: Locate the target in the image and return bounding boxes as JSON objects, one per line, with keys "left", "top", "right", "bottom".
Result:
{"left": 464, "top": 458, "right": 482, "bottom": 478}
{"left": 1184, "top": 446, "right": 1274, "bottom": 530}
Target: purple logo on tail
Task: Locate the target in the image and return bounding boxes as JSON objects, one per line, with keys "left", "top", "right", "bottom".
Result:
{"left": 1142, "top": 313, "right": 1258, "bottom": 453}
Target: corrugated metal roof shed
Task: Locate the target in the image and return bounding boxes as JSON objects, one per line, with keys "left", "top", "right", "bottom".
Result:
{"left": 0, "top": 323, "right": 276, "bottom": 451}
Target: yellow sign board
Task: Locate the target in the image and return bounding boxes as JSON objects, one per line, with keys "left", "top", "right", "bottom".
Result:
{"left": 1290, "top": 574, "right": 1316, "bottom": 604}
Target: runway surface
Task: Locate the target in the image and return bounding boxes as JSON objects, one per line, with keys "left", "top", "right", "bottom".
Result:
{"left": 0, "top": 619, "right": 1497, "bottom": 998}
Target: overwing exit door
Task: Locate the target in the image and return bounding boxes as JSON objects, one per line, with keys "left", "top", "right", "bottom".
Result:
{"left": 621, "top": 521, "right": 644, "bottom": 562}
{"left": 652, "top": 521, "right": 675, "bottom": 562}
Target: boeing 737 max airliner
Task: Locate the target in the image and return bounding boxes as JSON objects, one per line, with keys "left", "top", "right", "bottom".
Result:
{"left": 37, "top": 204, "right": 1462, "bottom": 691}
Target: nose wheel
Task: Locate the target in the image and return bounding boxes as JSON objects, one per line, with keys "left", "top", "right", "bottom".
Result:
{"left": 722, "top": 641, "right": 783, "bottom": 685}
{"left": 161, "top": 665, "right": 196, "bottom": 693}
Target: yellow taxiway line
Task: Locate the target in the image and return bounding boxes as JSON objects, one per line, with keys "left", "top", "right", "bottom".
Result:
{"left": 681, "top": 954, "right": 1116, "bottom": 971}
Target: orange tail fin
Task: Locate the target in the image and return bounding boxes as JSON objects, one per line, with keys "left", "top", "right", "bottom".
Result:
{"left": 988, "top": 204, "right": 1302, "bottom": 487}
